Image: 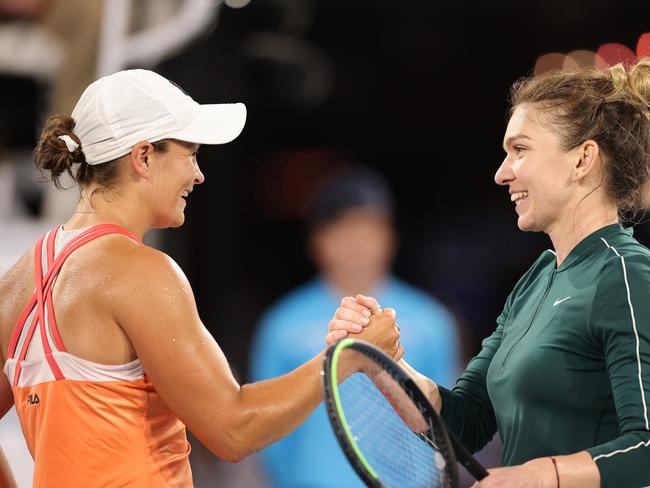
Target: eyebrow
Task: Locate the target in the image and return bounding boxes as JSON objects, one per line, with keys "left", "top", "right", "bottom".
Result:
{"left": 503, "top": 134, "right": 532, "bottom": 151}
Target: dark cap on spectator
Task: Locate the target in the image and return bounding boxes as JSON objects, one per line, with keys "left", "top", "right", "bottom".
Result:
{"left": 307, "top": 166, "right": 395, "bottom": 230}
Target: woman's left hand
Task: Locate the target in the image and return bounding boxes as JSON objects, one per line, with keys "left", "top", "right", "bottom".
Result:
{"left": 472, "top": 458, "right": 557, "bottom": 488}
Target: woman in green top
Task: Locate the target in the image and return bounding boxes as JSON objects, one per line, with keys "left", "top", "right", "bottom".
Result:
{"left": 327, "top": 58, "right": 650, "bottom": 487}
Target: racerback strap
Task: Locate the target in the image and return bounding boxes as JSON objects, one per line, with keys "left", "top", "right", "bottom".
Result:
{"left": 8, "top": 224, "right": 140, "bottom": 386}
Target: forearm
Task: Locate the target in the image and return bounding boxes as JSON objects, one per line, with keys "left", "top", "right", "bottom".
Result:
{"left": 399, "top": 359, "right": 441, "bottom": 413}
{"left": 399, "top": 360, "right": 497, "bottom": 453}
{"left": 553, "top": 452, "right": 600, "bottom": 488}
{"left": 0, "top": 448, "right": 17, "bottom": 488}
{"left": 482, "top": 452, "right": 600, "bottom": 487}
{"left": 411, "top": 318, "right": 502, "bottom": 453}
{"left": 220, "top": 351, "right": 326, "bottom": 460}
{"left": 520, "top": 452, "right": 599, "bottom": 488}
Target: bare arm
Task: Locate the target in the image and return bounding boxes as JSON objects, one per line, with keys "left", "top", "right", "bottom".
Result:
{"left": 0, "top": 448, "right": 17, "bottom": 488}
{"left": 112, "top": 247, "right": 400, "bottom": 462}
{"left": 398, "top": 359, "right": 441, "bottom": 412}
{"left": 0, "top": 361, "right": 17, "bottom": 488}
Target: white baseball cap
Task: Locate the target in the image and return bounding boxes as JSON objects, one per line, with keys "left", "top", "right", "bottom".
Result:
{"left": 70, "top": 69, "right": 247, "bottom": 165}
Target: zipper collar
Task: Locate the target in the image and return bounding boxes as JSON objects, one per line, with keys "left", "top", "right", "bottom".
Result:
{"left": 555, "top": 224, "right": 632, "bottom": 272}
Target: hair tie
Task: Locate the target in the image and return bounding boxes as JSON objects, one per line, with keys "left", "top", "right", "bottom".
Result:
{"left": 57, "top": 134, "right": 79, "bottom": 153}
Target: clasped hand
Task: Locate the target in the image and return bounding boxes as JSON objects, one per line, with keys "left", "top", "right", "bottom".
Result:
{"left": 326, "top": 294, "right": 403, "bottom": 360}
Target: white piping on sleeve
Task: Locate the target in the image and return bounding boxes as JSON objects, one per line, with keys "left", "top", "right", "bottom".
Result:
{"left": 593, "top": 439, "right": 650, "bottom": 461}
{"left": 600, "top": 237, "right": 649, "bottom": 431}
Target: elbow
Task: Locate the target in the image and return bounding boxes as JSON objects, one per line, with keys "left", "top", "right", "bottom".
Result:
{"left": 219, "top": 446, "right": 249, "bottom": 464}
{"left": 206, "top": 414, "right": 259, "bottom": 463}
{"left": 205, "top": 435, "right": 253, "bottom": 463}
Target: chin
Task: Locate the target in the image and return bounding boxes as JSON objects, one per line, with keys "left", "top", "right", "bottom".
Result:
{"left": 516, "top": 216, "right": 536, "bottom": 232}
{"left": 170, "top": 214, "right": 186, "bottom": 228}
{"left": 154, "top": 211, "right": 186, "bottom": 229}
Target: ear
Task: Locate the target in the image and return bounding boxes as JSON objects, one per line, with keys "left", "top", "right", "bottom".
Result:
{"left": 128, "top": 141, "right": 156, "bottom": 180}
{"left": 574, "top": 139, "right": 601, "bottom": 180}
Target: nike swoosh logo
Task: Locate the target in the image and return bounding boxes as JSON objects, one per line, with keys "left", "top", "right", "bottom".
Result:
{"left": 553, "top": 296, "right": 572, "bottom": 307}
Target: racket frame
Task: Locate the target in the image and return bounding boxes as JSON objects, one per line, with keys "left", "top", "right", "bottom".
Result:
{"left": 323, "top": 338, "right": 463, "bottom": 487}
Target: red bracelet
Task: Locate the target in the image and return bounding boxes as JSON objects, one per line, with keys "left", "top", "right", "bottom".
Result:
{"left": 550, "top": 457, "right": 560, "bottom": 488}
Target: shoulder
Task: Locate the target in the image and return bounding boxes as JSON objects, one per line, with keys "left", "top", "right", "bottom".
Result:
{"left": 0, "top": 244, "right": 34, "bottom": 294}
{"left": 71, "top": 235, "right": 195, "bottom": 316}
{"left": 589, "top": 235, "right": 650, "bottom": 333}
{"left": 0, "top": 245, "right": 36, "bottom": 358}
{"left": 594, "top": 232, "right": 650, "bottom": 283}
{"left": 90, "top": 235, "right": 187, "bottom": 281}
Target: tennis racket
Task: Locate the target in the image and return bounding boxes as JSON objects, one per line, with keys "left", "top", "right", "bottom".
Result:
{"left": 322, "top": 338, "right": 489, "bottom": 487}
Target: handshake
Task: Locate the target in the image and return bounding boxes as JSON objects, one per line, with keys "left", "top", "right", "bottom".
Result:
{"left": 326, "top": 294, "right": 403, "bottom": 361}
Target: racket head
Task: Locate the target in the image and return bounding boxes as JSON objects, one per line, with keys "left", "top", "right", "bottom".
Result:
{"left": 323, "top": 338, "right": 459, "bottom": 488}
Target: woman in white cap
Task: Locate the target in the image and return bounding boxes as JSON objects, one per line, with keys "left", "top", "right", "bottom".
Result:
{"left": 0, "top": 69, "right": 401, "bottom": 487}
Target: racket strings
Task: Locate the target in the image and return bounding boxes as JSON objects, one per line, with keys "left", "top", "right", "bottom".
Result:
{"left": 338, "top": 367, "right": 453, "bottom": 487}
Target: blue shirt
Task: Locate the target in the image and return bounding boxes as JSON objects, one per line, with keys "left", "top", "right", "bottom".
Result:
{"left": 250, "top": 277, "right": 461, "bottom": 488}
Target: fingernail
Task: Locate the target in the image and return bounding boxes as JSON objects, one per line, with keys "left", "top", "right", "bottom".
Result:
{"left": 359, "top": 316, "right": 370, "bottom": 325}
{"left": 353, "top": 325, "right": 363, "bottom": 333}
{"left": 362, "top": 309, "right": 371, "bottom": 317}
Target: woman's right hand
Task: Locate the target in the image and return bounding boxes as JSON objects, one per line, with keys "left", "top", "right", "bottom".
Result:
{"left": 326, "top": 295, "right": 403, "bottom": 360}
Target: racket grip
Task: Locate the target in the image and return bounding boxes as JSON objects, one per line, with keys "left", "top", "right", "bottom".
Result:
{"left": 448, "top": 432, "right": 489, "bottom": 481}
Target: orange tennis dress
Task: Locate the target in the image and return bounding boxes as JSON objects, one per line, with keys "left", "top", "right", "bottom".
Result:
{"left": 3, "top": 224, "right": 193, "bottom": 487}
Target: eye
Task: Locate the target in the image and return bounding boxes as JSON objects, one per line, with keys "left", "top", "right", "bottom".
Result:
{"left": 513, "top": 146, "right": 526, "bottom": 155}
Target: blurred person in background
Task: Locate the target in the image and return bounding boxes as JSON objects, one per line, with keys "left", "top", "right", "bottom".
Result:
{"left": 0, "top": 69, "right": 402, "bottom": 487}
{"left": 250, "top": 166, "right": 462, "bottom": 488}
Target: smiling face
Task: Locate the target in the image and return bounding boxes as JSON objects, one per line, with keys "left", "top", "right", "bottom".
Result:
{"left": 145, "top": 139, "right": 204, "bottom": 228}
{"left": 495, "top": 104, "right": 584, "bottom": 234}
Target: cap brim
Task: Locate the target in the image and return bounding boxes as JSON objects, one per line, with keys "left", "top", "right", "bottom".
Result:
{"left": 170, "top": 103, "right": 246, "bottom": 145}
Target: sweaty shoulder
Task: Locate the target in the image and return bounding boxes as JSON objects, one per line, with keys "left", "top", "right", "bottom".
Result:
{"left": 98, "top": 237, "right": 197, "bottom": 321}
{"left": 94, "top": 236, "right": 191, "bottom": 296}
{"left": 59, "top": 234, "right": 193, "bottom": 323}
{"left": 0, "top": 246, "right": 36, "bottom": 360}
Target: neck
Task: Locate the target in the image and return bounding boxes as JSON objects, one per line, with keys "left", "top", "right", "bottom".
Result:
{"left": 64, "top": 187, "right": 151, "bottom": 240}
{"left": 547, "top": 197, "right": 619, "bottom": 267}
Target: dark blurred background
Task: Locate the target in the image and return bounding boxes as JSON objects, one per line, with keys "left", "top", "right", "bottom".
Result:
{"left": 153, "top": 0, "right": 650, "bottom": 375}
{"left": 0, "top": 0, "right": 649, "bottom": 486}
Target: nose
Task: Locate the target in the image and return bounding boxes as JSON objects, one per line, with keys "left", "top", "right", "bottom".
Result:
{"left": 194, "top": 162, "right": 205, "bottom": 185}
{"left": 494, "top": 156, "right": 514, "bottom": 186}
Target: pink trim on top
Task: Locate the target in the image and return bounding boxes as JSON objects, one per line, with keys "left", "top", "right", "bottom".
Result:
{"left": 10, "top": 224, "right": 141, "bottom": 386}
{"left": 45, "top": 228, "right": 66, "bottom": 352}
{"left": 33, "top": 232, "right": 64, "bottom": 381}
{"left": 7, "top": 295, "right": 36, "bottom": 360}
{"left": 12, "top": 235, "right": 46, "bottom": 385}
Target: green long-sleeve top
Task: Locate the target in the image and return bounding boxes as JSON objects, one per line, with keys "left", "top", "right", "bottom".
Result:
{"left": 439, "top": 224, "right": 650, "bottom": 487}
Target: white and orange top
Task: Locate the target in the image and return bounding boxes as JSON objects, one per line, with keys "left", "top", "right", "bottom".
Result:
{"left": 3, "top": 224, "right": 193, "bottom": 487}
